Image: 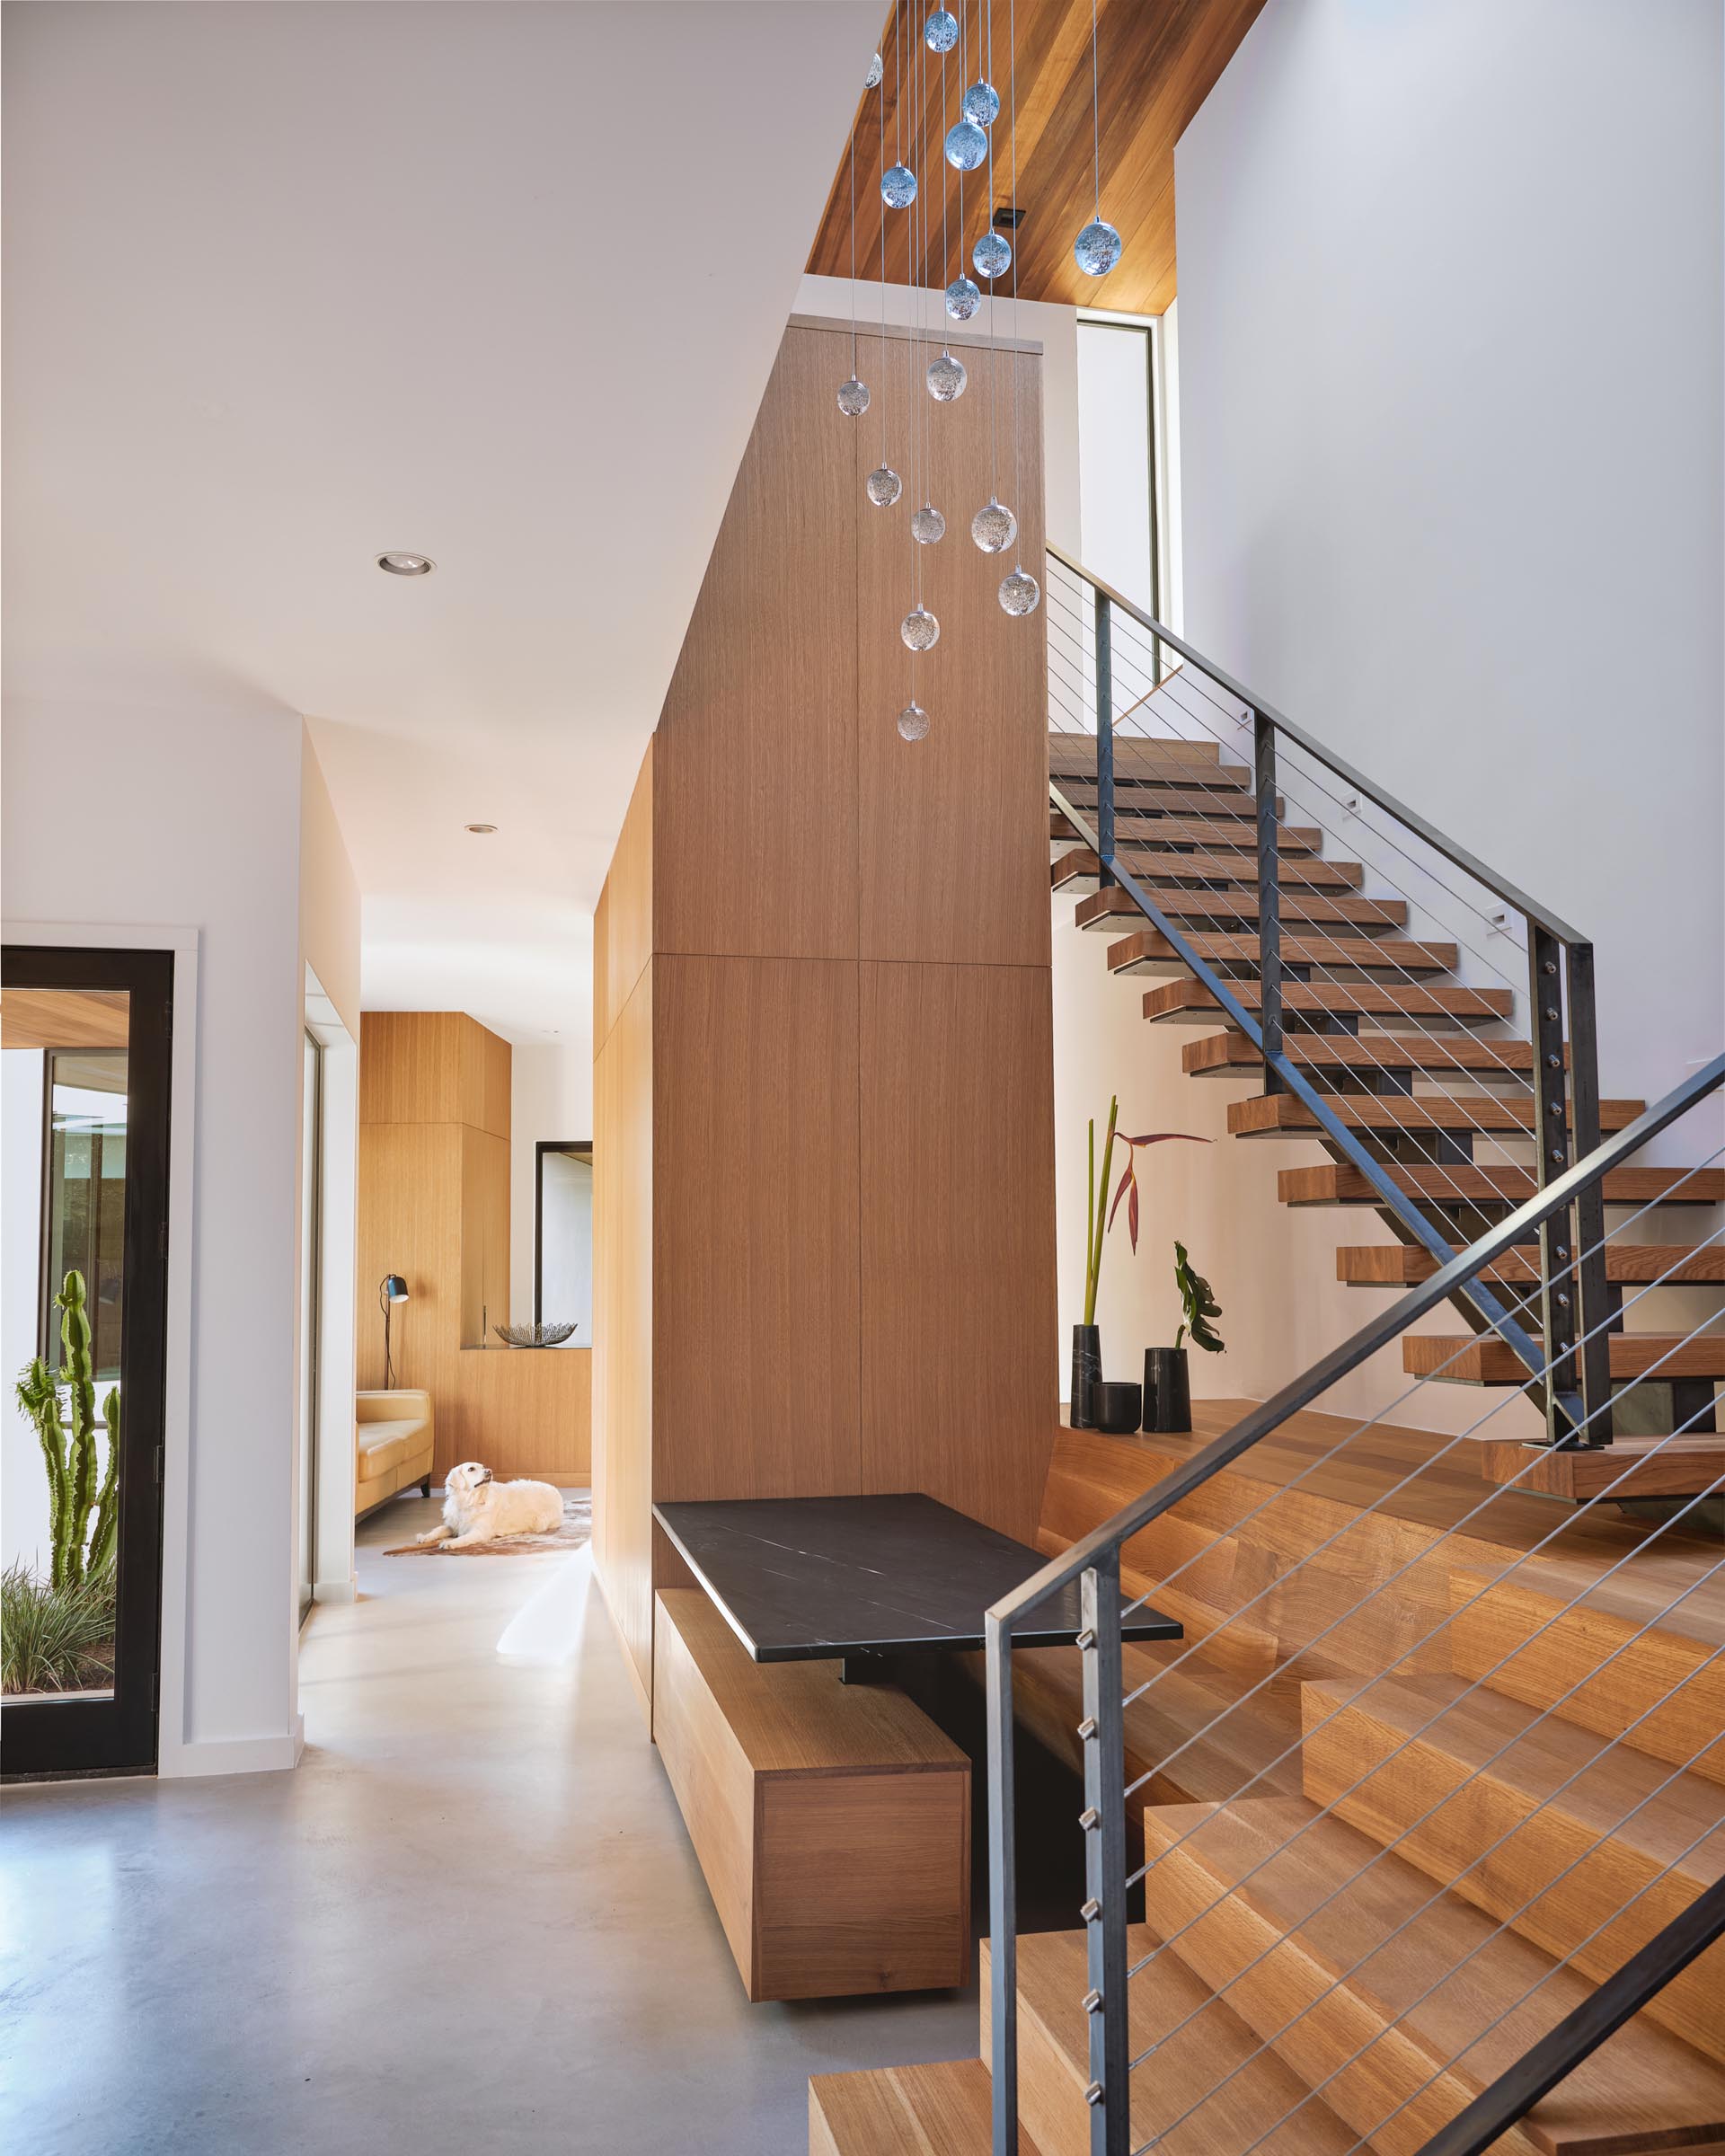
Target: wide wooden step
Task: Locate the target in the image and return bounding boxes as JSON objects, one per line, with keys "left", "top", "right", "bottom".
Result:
{"left": 1051, "top": 809, "right": 1323, "bottom": 854}
{"left": 1298, "top": 1671, "right": 1725, "bottom": 2063}
{"left": 1139, "top": 1794, "right": 1725, "bottom": 2156}
{"left": 1448, "top": 1561, "right": 1725, "bottom": 1787}
{"left": 1075, "top": 884, "right": 1409, "bottom": 933}
{"left": 1110, "top": 928, "right": 1459, "bottom": 979}
{"left": 1064, "top": 847, "right": 1367, "bottom": 890}
{"left": 1477, "top": 1436, "right": 1725, "bottom": 1502}
{"left": 1055, "top": 783, "right": 1282, "bottom": 822}
{"left": 1186, "top": 1030, "right": 1539, "bottom": 1079}
{"left": 1339, "top": 1241, "right": 1721, "bottom": 1286}
{"left": 1151, "top": 978, "right": 1512, "bottom": 1025}
{"left": 986, "top": 1927, "right": 1359, "bottom": 2156}
{"left": 1050, "top": 729, "right": 1222, "bottom": 774}
{"left": 1287, "top": 1164, "right": 1724, "bottom": 1211}
{"left": 809, "top": 2058, "right": 1033, "bottom": 2156}
{"left": 1233, "top": 1092, "right": 1645, "bottom": 1138}
{"left": 1404, "top": 1332, "right": 1725, "bottom": 1383}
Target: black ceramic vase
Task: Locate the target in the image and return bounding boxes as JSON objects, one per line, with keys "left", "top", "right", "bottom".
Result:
{"left": 1142, "top": 1346, "right": 1192, "bottom": 1434}
{"left": 1093, "top": 1381, "right": 1144, "bottom": 1435}
{"left": 1070, "top": 1324, "right": 1101, "bottom": 1428}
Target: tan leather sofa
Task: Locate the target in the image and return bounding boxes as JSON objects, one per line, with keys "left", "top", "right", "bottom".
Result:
{"left": 354, "top": 1389, "right": 436, "bottom": 1518}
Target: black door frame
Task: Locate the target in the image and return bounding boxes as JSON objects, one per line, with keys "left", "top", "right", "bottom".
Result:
{"left": 3, "top": 943, "right": 172, "bottom": 1778}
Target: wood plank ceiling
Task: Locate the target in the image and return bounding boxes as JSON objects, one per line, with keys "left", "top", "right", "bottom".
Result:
{"left": 807, "top": 0, "right": 1266, "bottom": 317}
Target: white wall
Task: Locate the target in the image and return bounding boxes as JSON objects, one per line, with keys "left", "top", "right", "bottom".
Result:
{"left": 1174, "top": 0, "right": 1725, "bottom": 1141}
{"left": 4, "top": 694, "right": 307, "bottom": 1773}
{"left": 509, "top": 1044, "right": 594, "bottom": 1330}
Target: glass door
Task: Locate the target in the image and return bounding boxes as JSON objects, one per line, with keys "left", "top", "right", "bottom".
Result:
{"left": 298, "top": 1030, "right": 321, "bottom": 1624}
{"left": 2, "top": 946, "right": 171, "bottom": 1776}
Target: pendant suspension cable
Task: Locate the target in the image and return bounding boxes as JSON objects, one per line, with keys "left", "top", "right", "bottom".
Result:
{"left": 1091, "top": 0, "right": 1101, "bottom": 218}
{"left": 878, "top": 13, "right": 889, "bottom": 464}
{"left": 986, "top": 0, "right": 998, "bottom": 500}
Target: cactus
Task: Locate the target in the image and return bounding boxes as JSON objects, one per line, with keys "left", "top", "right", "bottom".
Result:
{"left": 12, "top": 1272, "right": 116, "bottom": 1588}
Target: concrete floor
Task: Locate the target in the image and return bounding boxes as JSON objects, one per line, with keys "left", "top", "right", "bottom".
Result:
{"left": 1, "top": 1496, "right": 978, "bottom": 2154}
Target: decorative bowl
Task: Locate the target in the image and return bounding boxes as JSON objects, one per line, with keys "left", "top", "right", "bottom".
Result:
{"left": 492, "top": 1321, "right": 578, "bottom": 1348}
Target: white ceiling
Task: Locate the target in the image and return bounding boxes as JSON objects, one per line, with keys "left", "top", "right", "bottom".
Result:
{"left": 3, "top": 1, "right": 878, "bottom": 1042}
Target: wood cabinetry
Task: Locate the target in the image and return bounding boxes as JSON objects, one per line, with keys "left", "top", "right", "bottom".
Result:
{"left": 592, "top": 318, "right": 1056, "bottom": 1710}
{"left": 358, "top": 1011, "right": 590, "bottom": 1481}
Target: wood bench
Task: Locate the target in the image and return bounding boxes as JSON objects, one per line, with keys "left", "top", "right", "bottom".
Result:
{"left": 652, "top": 1589, "right": 971, "bottom": 2001}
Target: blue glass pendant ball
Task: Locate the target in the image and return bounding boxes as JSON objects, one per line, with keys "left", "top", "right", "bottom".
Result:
{"left": 999, "top": 566, "right": 1041, "bottom": 617}
{"left": 924, "top": 10, "right": 959, "bottom": 53}
{"left": 945, "top": 119, "right": 987, "bottom": 172}
{"left": 898, "top": 701, "right": 931, "bottom": 742}
{"left": 944, "top": 275, "right": 981, "bottom": 322}
{"left": 881, "top": 163, "right": 917, "bottom": 210}
{"left": 926, "top": 350, "right": 968, "bottom": 402}
{"left": 961, "top": 80, "right": 1000, "bottom": 127}
{"left": 865, "top": 52, "right": 883, "bottom": 89}
{"left": 973, "top": 229, "right": 1012, "bottom": 279}
{"left": 1074, "top": 217, "right": 1123, "bottom": 278}
{"left": 866, "top": 465, "right": 902, "bottom": 508}
{"left": 970, "top": 497, "right": 1016, "bottom": 553}
{"left": 901, "top": 605, "right": 941, "bottom": 652}
{"left": 911, "top": 503, "right": 946, "bottom": 544}
{"left": 836, "top": 377, "right": 870, "bottom": 418}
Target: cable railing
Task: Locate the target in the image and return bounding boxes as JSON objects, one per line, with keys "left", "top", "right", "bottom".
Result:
{"left": 985, "top": 1050, "right": 1725, "bottom": 2156}
{"left": 1042, "top": 545, "right": 1618, "bottom": 1452}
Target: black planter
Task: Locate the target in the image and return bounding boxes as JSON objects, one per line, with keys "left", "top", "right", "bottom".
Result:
{"left": 1069, "top": 1324, "right": 1101, "bottom": 1428}
{"left": 1142, "top": 1346, "right": 1192, "bottom": 1434}
{"left": 1092, "top": 1380, "right": 1144, "bottom": 1435}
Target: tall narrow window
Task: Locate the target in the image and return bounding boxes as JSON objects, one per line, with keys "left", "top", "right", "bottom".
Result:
{"left": 1076, "top": 316, "right": 1159, "bottom": 620}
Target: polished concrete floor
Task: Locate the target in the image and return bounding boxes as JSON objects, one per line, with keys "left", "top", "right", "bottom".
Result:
{"left": 1, "top": 1497, "right": 978, "bottom": 2154}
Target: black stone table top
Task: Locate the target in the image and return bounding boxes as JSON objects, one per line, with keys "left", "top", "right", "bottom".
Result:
{"left": 651, "top": 1492, "right": 1181, "bottom": 1663}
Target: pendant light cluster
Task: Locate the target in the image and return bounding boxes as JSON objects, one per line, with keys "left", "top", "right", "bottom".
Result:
{"left": 836, "top": 1, "right": 1121, "bottom": 742}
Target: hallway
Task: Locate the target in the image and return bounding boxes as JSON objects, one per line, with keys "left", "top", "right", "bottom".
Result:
{"left": 1, "top": 1499, "right": 978, "bottom": 2154}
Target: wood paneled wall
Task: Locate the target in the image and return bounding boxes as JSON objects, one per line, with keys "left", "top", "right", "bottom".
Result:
{"left": 592, "top": 319, "right": 1057, "bottom": 1709}
{"left": 358, "top": 1012, "right": 591, "bottom": 1483}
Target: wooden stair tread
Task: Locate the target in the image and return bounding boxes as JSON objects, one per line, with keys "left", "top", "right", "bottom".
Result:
{"left": 1478, "top": 1436, "right": 1725, "bottom": 1503}
{"left": 1110, "top": 929, "right": 1459, "bottom": 978}
{"left": 1339, "top": 1242, "right": 1721, "bottom": 1286}
{"left": 1404, "top": 1332, "right": 1725, "bottom": 1383}
{"left": 1049, "top": 728, "right": 1222, "bottom": 770}
{"left": 989, "top": 1927, "right": 1359, "bottom": 2156}
{"left": 1139, "top": 1794, "right": 1725, "bottom": 2156}
{"left": 1060, "top": 848, "right": 1366, "bottom": 890}
{"left": 1286, "top": 1163, "right": 1723, "bottom": 1209}
{"left": 1152, "top": 979, "right": 1513, "bottom": 1024}
{"left": 1056, "top": 784, "right": 1282, "bottom": 821}
{"left": 809, "top": 2057, "right": 1040, "bottom": 2156}
{"left": 1234, "top": 1092, "right": 1645, "bottom": 1139}
{"left": 1187, "top": 1030, "right": 1539, "bottom": 1078}
{"left": 1075, "top": 883, "right": 1409, "bottom": 932}
{"left": 1298, "top": 1670, "right": 1725, "bottom": 2065}
{"left": 1053, "top": 813, "right": 1325, "bottom": 853}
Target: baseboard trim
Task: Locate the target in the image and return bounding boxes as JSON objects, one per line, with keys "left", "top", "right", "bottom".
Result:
{"left": 313, "top": 1576, "right": 358, "bottom": 1604}
{"left": 159, "top": 1716, "right": 305, "bottom": 1780}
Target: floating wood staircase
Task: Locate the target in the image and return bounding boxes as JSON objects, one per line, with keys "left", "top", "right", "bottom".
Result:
{"left": 1048, "top": 724, "right": 1725, "bottom": 1505}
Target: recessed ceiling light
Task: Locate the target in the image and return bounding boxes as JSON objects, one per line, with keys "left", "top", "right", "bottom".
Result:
{"left": 464, "top": 822, "right": 497, "bottom": 835}
{"left": 376, "top": 552, "right": 435, "bottom": 576}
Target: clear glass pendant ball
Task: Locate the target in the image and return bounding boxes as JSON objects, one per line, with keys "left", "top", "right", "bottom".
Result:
{"left": 901, "top": 605, "right": 941, "bottom": 651}
{"left": 944, "top": 275, "right": 981, "bottom": 322}
{"left": 973, "top": 229, "right": 1012, "bottom": 279}
{"left": 999, "top": 566, "right": 1041, "bottom": 617}
{"left": 898, "top": 701, "right": 931, "bottom": 742}
{"left": 836, "top": 376, "right": 870, "bottom": 418}
{"left": 865, "top": 51, "right": 883, "bottom": 89}
{"left": 962, "top": 79, "right": 1000, "bottom": 127}
{"left": 924, "top": 10, "right": 958, "bottom": 53}
{"left": 881, "top": 163, "right": 917, "bottom": 210}
{"left": 945, "top": 119, "right": 987, "bottom": 172}
{"left": 927, "top": 349, "right": 968, "bottom": 402}
{"left": 970, "top": 497, "right": 1016, "bottom": 553}
{"left": 911, "top": 503, "right": 946, "bottom": 544}
{"left": 1074, "top": 217, "right": 1123, "bottom": 278}
{"left": 866, "top": 464, "right": 902, "bottom": 508}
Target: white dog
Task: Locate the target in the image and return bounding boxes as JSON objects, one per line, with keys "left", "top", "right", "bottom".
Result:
{"left": 416, "top": 1461, "right": 564, "bottom": 1550}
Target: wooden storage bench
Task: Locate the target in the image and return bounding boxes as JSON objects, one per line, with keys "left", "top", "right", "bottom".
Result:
{"left": 651, "top": 1588, "right": 970, "bottom": 2001}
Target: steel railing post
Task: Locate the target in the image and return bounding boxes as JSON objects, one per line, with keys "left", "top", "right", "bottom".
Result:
{"left": 1096, "top": 592, "right": 1115, "bottom": 888}
{"left": 1080, "top": 1554, "right": 1129, "bottom": 2156}
{"left": 1528, "top": 925, "right": 1584, "bottom": 1445}
{"left": 1564, "top": 941, "right": 1614, "bottom": 1445}
{"left": 1253, "top": 710, "right": 1283, "bottom": 1093}
{"left": 986, "top": 1611, "right": 1019, "bottom": 2156}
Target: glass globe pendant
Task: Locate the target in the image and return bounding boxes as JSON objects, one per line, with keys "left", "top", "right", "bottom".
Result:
{"left": 898, "top": 701, "right": 931, "bottom": 742}
{"left": 924, "top": 10, "right": 958, "bottom": 53}
{"left": 1074, "top": 217, "right": 1122, "bottom": 278}
{"left": 881, "top": 163, "right": 917, "bottom": 210}
{"left": 927, "top": 349, "right": 967, "bottom": 402}
{"left": 971, "top": 497, "right": 1016, "bottom": 553}
{"left": 945, "top": 119, "right": 987, "bottom": 172}
{"left": 961, "top": 80, "right": 1000, "bottom": 127}
{"left": 944, "top": 275, "right": 981, "bottom": 323}
{"left": 836, "top": 377, "right": 870, "bottom": 418}
{"left": 911, "top": 503, "right": 946, "bottom": 544}
{"left": 999, "top": 566, "right": 1041, "bottom": 616}
{"left": 866, "top": 465, "right": 902, "bottom": 508}
{"left": 865, "top": 51, "right": 883, "bottom": 89}
{"left": 901, "top": 605, "right": 940, "bottom": 651}
{"left": 973, "top": 229, "right": 1012, "bottom": 280}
